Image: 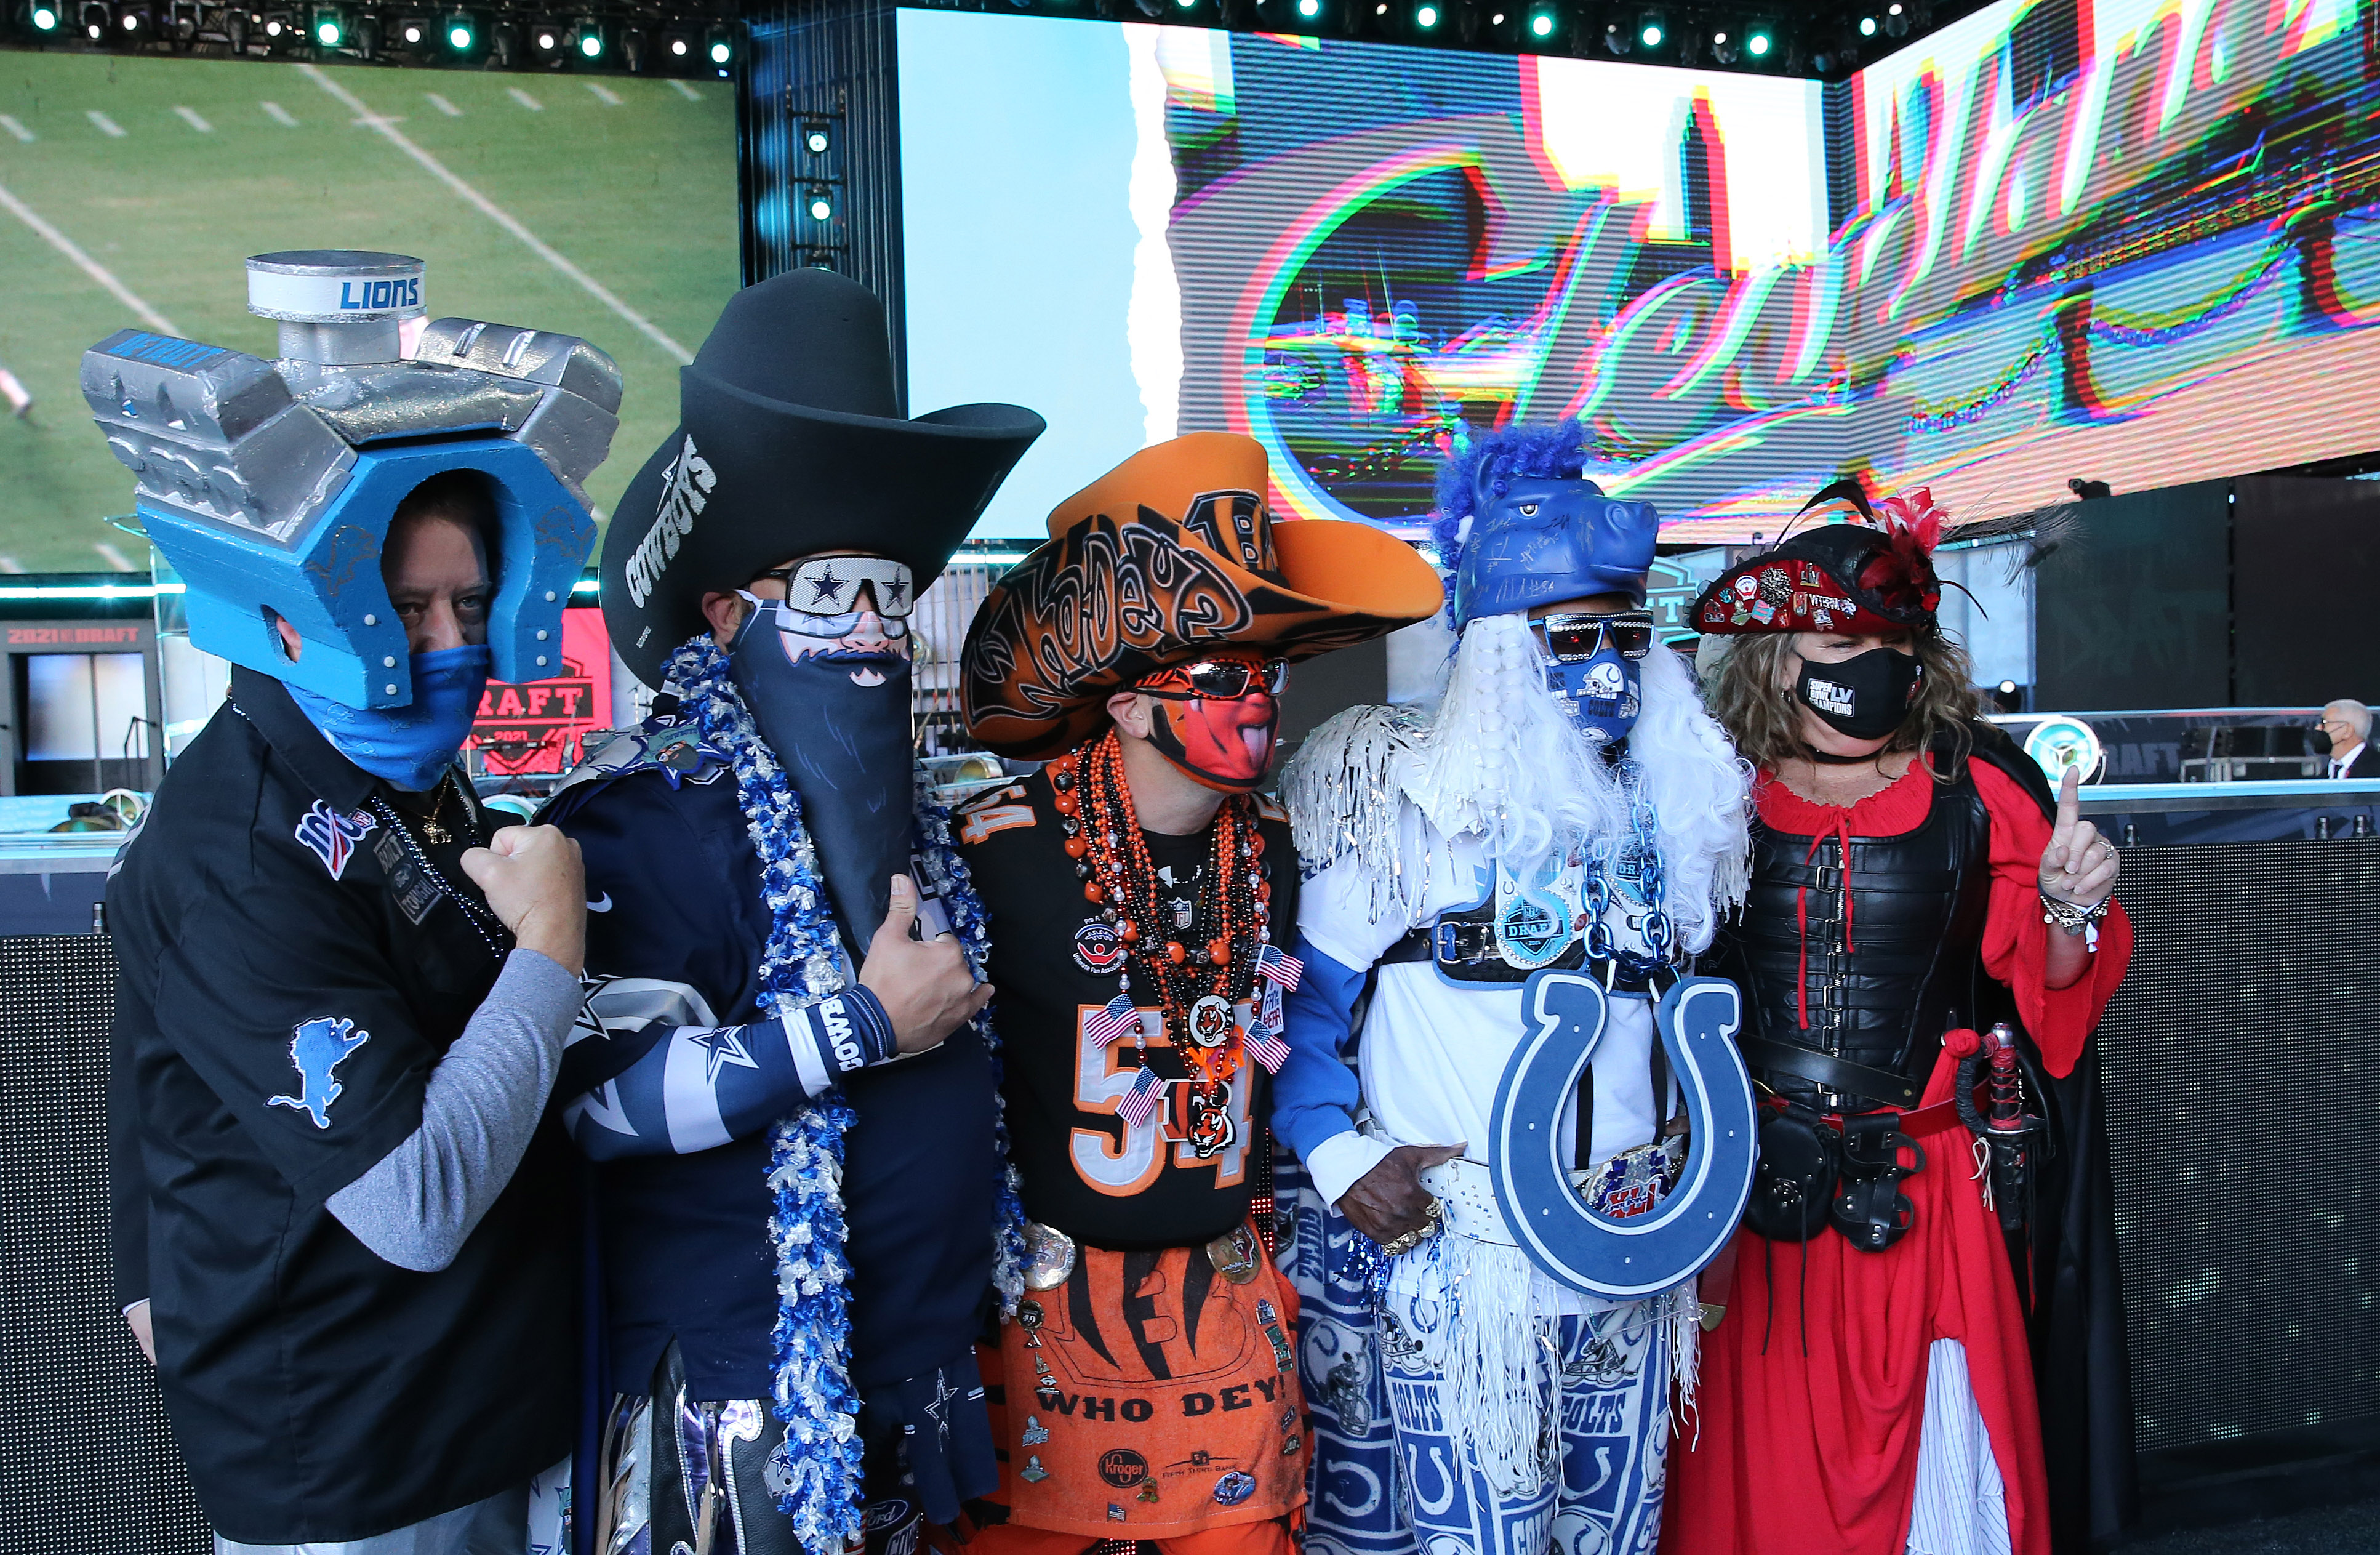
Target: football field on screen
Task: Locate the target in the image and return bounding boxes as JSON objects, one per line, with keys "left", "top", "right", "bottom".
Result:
{"left": 0, "top": 49, "right": 739, "bottom": 572}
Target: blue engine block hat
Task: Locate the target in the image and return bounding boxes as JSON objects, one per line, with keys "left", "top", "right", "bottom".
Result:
{"left": 1433, "top": 423, "right": 1660, "bottom": 629}
{"left": 81, "top": 250, "right": 622, "bottom": 710}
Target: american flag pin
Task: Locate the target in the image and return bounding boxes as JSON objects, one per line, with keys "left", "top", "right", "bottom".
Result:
{"left": 1116, "top": 1066, "right": 1163, "bottom": 1126}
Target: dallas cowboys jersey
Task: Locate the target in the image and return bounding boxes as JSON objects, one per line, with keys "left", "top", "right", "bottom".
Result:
{"left": 542, "top": 721, "right": 999, "bottom": 1400}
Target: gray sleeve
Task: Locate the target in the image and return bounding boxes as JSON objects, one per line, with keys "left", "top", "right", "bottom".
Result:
{"left": 327, "top": 949, "right": 582, "bottom": 1272}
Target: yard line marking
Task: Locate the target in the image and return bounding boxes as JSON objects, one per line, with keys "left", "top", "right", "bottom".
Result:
{"left": 507, "top": 87, "right": 543, "bottom": 112}
{"left": 584, "top": 81, "right": 622, "bottom": 106}
{"left": 0, "top": 557, "right": 25, "bottom": 575}
{"left": 87, "top": 110, "right": 126, "bottom": 137}
{"left": 0, "top": 116, "right": 34, "bottom": 143}
{"left": 95, "top": 542, "right": 138, "bottom": 572}
{"left": 174, "top": 106, "right": 213, "bottom": 132}
{"left": 260, "top": 100, "right": 299, "bottom": 126}
{"left": 669, "top": 81, "right": 702, "bottom": 102}
{"left": 425, "top": 93, "right": 463, "bottom": 117}
{"left": 300, "top": 66, "right": 690, "bottom": 364}
{"left": 0, "top": 179, "right": 180, "bottom": 334}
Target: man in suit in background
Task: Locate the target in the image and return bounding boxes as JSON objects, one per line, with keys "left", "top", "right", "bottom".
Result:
{"left": 2320, "top": 700, "right": 2378, "bottom": 778}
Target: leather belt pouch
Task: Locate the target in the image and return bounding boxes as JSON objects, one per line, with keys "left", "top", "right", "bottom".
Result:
{"left": 1742, "top": 1103, "right": 1837, "bottom": 1243}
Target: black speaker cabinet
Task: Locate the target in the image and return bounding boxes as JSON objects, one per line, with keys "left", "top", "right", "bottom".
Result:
{"left": 0, "top": 934, "right": 208, "bottom": 1553}
{"left": 2098, "top": 838, "right": 2380, "bottom": 1464}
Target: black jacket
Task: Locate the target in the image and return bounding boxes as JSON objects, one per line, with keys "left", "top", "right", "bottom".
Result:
{"left": 107, "top": 667, "right": 574, "bottom": 1544}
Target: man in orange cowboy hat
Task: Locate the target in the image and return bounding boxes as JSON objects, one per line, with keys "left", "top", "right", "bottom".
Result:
{"left": 952, "top": 432, "right": 1443, "bottom": 1555}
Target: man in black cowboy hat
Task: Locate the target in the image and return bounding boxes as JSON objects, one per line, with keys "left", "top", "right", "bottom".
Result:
{"left": 537, "top": 270, "right": 1044, "bottom": 1555}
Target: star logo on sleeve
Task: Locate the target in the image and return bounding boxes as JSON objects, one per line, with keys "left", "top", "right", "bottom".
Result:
{"left": 689, "top": 1024, "right": 761, "bottom": 1083}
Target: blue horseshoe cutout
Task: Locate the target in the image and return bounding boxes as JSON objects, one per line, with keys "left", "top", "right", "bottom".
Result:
{"left": 1486, "top": 970, "right": 1758, "bottom": 1299}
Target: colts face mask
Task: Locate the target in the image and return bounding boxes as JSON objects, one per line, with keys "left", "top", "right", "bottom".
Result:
{"left": 1534, "top": 611, "right": 1651, "bottom": 745}
{"left": 1794, "top": 645, "right": 1924, "bottom": 742}
{"left": 1134, "top": 653, "right": 1286, "bottom": 792}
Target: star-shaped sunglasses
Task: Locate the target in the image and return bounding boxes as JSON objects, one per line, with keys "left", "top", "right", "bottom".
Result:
{"left": 755, "top": 557, "right": 916, "bottom": 640}
{"left": 1533, "top": 611, "right": 1656, "bottom": 662}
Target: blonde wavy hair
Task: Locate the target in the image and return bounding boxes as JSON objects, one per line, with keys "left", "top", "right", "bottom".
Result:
{"left": 1701, "top": 627, "right": 1984, "bottom": 779}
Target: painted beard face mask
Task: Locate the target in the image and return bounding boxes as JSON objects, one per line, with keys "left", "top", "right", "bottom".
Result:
{"left": 1134, "top": 652, "right": 1286, "bottom": 793}
{"left": 1795, "top": 645, "right": 1923, "bottom": 742}
{"left": 727, "top": 589, "right": 916, "bottom": 954}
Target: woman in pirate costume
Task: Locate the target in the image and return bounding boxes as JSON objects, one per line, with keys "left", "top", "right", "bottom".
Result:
{"left": 539, "top": 271, "right": 1044, "bottom": 1555}
{"left": 952, "top": 433, "right": 1443, "bottom": 1555}
{"left": 1271, "top": 424, "right": 1757, "bottom": 1555}
{"left": 1663, "top": 483, "right": 2135, "bottom": 1555}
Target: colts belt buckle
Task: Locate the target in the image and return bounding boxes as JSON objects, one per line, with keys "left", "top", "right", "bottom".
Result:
{"left": 1204, "top": 1223, "right": 1262, "bottom": 1284}
{"left": 1022, "top": 1222, "right": 1076, "bottom": 1291}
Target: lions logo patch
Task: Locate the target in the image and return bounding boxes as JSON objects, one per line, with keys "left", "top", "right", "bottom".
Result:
{"left": 1072, "top": 917, "right": 1126, "bottom": 976}
{"left": 266, "top": 1016, "right": 370, "bottom": 1129}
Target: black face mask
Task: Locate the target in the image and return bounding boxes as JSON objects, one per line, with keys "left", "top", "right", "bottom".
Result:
{"left": 728, "top": 598, "right": 916, "bottom": 960}
{"left": 1794, "top": 647, "right": 1923, "bottom": 742}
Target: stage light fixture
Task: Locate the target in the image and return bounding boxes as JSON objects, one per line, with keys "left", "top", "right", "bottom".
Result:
{"left": 79, "top": 0, "right": 102, "bottom": 34}
{"left": 1527, "top": 9, "right": 1553, "bottom": 39}
{"left": 806, "top": 187, "right": 835, "bottom": 223}
{"left": 1858, "top": 14, "right": 1875, "bottom": 34}
{"left": 1747, "top": 24, "right": 1772, "bottom": 57}
{"left": 30, "top": 2, "right": 58, "bottom": 28}
{"left": 531, "top": 22, "right": 555, "bottom": 50}
{"left": 443, "top": 9, "right": 471, "bottom": 48}
{"left": 117, "top": 5, "right": 138, "bottom": 31}
{"left": 1709, "top": 26, "right": 1737, "bottom": 62}
{"left": 1414, "top": 2, "right": 1436, "bottom": 25}
{"left": 311, "top": 6, "right": 340, "bottom": 45}
{"left": 1296, "top": 0, "right": 1318, "bottom": 17}
{"left": 1638, "top": 9, "right": 1662, "bottom": 47}
{"left": 1601, "top": 17, "right": 1629, "bottom": 53}
{"left": 401, "top": 18, "right": 420, "bottom": 41}
{"left": 667, "top": 33, "right": 683, "bottom": 53}
{"left": 803, "top": 124, "right": 831, "bottom": 156}
{"left": 574, "top": 18, "right": 600, "bottom": 57}
{"left": 704, "top": 23, "right": 729, "bottom": 65}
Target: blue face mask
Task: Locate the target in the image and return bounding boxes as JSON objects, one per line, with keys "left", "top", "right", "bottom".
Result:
{"left": 1541, "top": 642, "right": 1643, "bottom": 746}
{"left": 286, "top": 644, "right": 492, "bottom": 792}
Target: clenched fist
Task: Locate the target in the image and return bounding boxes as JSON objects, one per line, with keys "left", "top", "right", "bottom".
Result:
{"left": 859, "top": 874, "right": 995, "bottom": 1055}
{"left": 462, "top": 824, "right": 585, "bottom": 976}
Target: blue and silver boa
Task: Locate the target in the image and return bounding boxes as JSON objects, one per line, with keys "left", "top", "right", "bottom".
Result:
{"left": 663, "top": 636, "right": 1028, "bottom": 1551}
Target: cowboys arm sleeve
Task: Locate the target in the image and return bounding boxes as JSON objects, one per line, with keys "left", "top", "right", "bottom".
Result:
{"left": 557, "top": 982, "right": 897, "bottom": 1161}
{"left": 324, "top": 949, "right": 580, "bottom": 1272}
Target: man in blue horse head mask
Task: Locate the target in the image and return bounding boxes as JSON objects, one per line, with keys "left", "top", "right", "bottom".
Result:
{"left": 101, "top": 251, "right": 619, "bottom": 1553}
{"left": 539, "top": 268, "right": 1045, "bottom": 1555}
{"left": 1270, "top": 424, "right": 1757, "bottom": 1555}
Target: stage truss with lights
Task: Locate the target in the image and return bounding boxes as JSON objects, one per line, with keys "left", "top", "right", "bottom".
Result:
{"left": 10, "top": 0, "right": 738, "bottom": 74}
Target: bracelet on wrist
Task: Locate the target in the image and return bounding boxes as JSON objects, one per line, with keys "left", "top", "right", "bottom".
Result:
{"left": 2038, "top": 888, "right": 2111, "bottom": 938}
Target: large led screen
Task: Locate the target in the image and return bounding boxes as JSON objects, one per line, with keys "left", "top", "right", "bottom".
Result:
{"left": 0, "top": 51, "right": 738, "bottom": 571}
{"left": 901, "top": 1, "right": 2380, "bottom": 542}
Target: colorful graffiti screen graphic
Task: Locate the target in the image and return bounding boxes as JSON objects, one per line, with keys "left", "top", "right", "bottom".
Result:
{"left": 900, "top": 1, "right": 2380, "bottom": 542}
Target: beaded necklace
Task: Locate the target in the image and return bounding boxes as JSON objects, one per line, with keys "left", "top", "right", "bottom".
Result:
{"left": 1052, "top": 730, "right": 1300, "bottom": 1159}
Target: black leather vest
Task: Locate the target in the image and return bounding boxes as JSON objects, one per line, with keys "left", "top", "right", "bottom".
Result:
{"left": 1708, "top": 764, "right": 1995, "bottom": 1113}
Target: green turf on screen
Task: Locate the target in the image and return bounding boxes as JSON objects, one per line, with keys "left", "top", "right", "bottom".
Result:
{"left": 0, "top": 53, "right": 737, "bottom": 572}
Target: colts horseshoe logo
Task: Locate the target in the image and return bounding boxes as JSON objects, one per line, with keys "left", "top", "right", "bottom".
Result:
{"left": 1487, "top": 971, "right": 1757, "bottom": 1299}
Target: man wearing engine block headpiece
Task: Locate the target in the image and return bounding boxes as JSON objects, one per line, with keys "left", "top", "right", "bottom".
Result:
{"left": 1272, "top": 424, "right": 1757, "bottom": 1555}
{"left": 101, "top": 252, "right": 620, "bottom": 1553}
{"left": 537, "top": 269, "right": 1045, "bottom": 1555}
